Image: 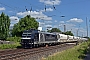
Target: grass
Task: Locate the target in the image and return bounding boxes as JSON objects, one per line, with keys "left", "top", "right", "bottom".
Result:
{"left": 42, "top": 40, "right": 90, "bottom": 60}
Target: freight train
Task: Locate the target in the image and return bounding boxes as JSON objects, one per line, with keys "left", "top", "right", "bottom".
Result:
{"left": 20, "top": 29, "right": 88, "bottom": 48}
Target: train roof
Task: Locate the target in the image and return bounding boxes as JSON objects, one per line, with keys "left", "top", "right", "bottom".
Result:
{"left": 23, "top": 29, "right": 39, "bottom": 33}
{"left": 39, "top": 32, "right": 57, "bottom": 35}
{"left": 23, "top": 29, "right": 56, "bottom": 35}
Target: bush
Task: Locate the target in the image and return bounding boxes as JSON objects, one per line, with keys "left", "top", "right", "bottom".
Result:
{"left": 6, "top": 37, "right": 21, "bottom": 42}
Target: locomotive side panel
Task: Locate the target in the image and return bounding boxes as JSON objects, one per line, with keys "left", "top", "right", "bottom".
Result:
{"left": 44, "top": 34, "right": 57, "bottom": 41}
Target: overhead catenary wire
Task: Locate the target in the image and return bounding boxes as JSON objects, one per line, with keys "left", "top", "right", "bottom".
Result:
{"left": 30, "top": 6, "right": 32, "bottom": 12}
{"left": 25, "top": 6, "right": 28, "bottom": 11}
{"left": 53, "top": 2, "right": 56, "bottom": 10}
{"left": 0, "top": 2, "right": 15, "bottom": 10}
{"left": 60, "top": 0, "right": 89, "bottom": 6}
{"left": 45, "top": 5, "right": 46, "bottom": 12}
{"left": 0, "top": 0, "right": 88, "bottom": 35}
{"left": 0, "top": 1, "right": 24, "bottom": 13}
{"left": 23, "top": 0, "right": 57, "bottom": 13}
{"left": 0, "top": 0, "right": 88, "bottom": 11}
{"left": 0, "top": 1, "right": 89, "bottom": 23}
{"left": 23, "top": 0, "right": 43, "bottom": 10}
{"left": 0, "top": 0, "right": 90, "bottom": 19}
{"left": 0, "top": 1, "right": 24, "bottom": 20}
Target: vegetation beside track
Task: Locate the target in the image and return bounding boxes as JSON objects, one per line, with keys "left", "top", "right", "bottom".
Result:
{"left": 0, "top": 37, "right": 21, "bottom": 49}
{"left": 6, "top": 37, "right": 21, "bottom": 42}
{"left": 0, "top": 42, "right": 21, "bottom": 49}
{"left": 43, "top": 39, "right": 90, "bottom": 60}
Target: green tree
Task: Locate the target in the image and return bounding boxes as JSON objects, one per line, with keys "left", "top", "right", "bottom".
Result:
{"left": 12, "top": 15, "right": 39, "bottom": 37}
{"left": 62, "top": 31, "right": 74, "bottom": 36}
{"left": 0, "top": 12, "right": 10, "bottom": 40}
{"left": 47, "top": 28, "right": 61, "bottom": 32}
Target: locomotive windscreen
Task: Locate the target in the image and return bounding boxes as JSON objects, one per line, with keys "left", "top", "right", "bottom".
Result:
{"left": 22, "top": 30, "right": 32, "bottom": 38}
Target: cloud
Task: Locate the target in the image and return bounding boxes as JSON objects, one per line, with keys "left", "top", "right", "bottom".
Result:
{"left": 52, "top": 19, "right": 87, "bottom": 37}
{"left": 39, "top": 22, "right": 45, "bottom": 26}
{"left": 72, "top": 27, "right": 87, "bottom": 37}
{"left": 17, "top": 11, "right": 52, "bottom": 20}
{"left": 45, "top": 24, "right": 52, "bottom": 28}
{"left": 55, "top": 20, "right": 57, "bottom": 22}
{"left": 40, "top": 8, "right": 53, "bottom": 12}
{"left": 10, "top": 16, "right": 19, "bottom": 21}
{"left": 45, "top": 21, "right": 52, "bottom": 24}
{"left": 79, "top": 28, "right": 86, "bottom": 33}
{"left": 67, "top": 18, "right": 83, "bottom": 23}
{"left": 58, "top": 22, "right": 76, "bottom": 32}
{"left": 0, "top": 7, "right": 5, "bottom": 11}
{"left": 39, "top": 0, "right": 61, "bottom": 5}
{"left": 10, "top": 16, "right": 19, "bottom": 26}
{"left": 65, "top": 23, "right": 76, "bottom": 31}
{"left": 45, "top": 24, "right": 52, "bottom": 30}
{"left": 65, "top": 23, "right": 76, "bottom": 27}
{"left": 8, "top": 11, "right": 13, "bottom": 12}
{"left": 60, "top": 21, "right": 65, "bottom": 24}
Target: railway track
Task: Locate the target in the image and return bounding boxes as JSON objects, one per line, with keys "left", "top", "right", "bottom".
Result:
{"left": 0, "top": 44, "right": 75, "bottom": 60}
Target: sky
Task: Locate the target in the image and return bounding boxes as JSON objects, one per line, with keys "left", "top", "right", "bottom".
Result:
{"left": 0, "top": 0, "right": 90, "bottom": 37}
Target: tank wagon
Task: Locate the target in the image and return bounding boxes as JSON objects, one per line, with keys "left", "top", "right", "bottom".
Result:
{"left": 20, "top": 29, "right": 88, "bottom": 48}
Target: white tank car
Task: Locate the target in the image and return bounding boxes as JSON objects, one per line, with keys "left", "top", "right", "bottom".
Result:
{"left": 84, "top": 38, "right": 88, "bottom": 41}
{"left": 68, "top": 35, "right": 74, "bottom": 41}
{"left": 74, "top": 36, "right": 77, "bottom": 40}
{"left": 58, "top": 34, "right": 68, "bottom": 42}
{"left": 81, "top": 38, "right": 88, "bottom": 41}
{"left": 77, "top": 37, "right": 80, "bottom": 40}
{"left": 73, "top": 36, "right": 79, "bottom": 41}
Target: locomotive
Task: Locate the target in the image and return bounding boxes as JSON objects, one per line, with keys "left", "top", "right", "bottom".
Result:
{"left": 21, "top": 29, "right": 58, "bottom": 48}
{"left": 20, "top": 29, "right": 88, "bottom": 48}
